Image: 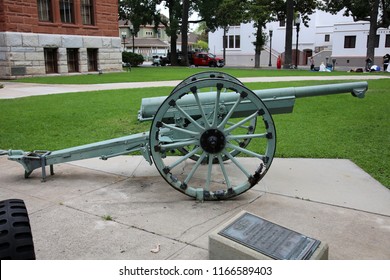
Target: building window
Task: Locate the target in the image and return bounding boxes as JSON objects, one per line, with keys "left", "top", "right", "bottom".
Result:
{"left": 67, "top": 48, "right": 79, "bottom": 72}
{"left": 37, "top": 0, "right": 53, "bottom": 22}
{"left": 344, "top": 36, "right": 356, "bottom": 48}
{"left": 367, "top": 35, "right": 380, "bottom": 48}
{"left": 44, "top": 48, "right": 58, "bottom": 74}
{"left": 227, "top": 35, "right": 240, "bottom": 48}
{"left": 60, "top": 0, "right": 74, "bottom": 23}
{"left": 386, "top": 34, "right": 390, "bottom": 47}
{"left": 325, "top": 34, "right": 330, "bottom": 42}
{"left": 279, "top": 19, "right": 286, "bottom": 27}
{"left": 81, "top": 0, "right": 94, "bottom": 25}
{"left": 87, "top": 49, "right": 98, "bottom": 71}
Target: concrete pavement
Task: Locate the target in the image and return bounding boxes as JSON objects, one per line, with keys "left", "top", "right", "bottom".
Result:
{"left": 0, "top": 155, "right": 389, "bottom": 260}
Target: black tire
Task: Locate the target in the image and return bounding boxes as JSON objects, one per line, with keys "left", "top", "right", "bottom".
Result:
{"left": 0, "top": 199, "right": 36, "bottom": 260}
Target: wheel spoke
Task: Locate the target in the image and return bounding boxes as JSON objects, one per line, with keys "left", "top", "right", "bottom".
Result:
{"left": 226, "top": 142, "right": 265, "bottom": 161}
{"left": 217, "top": 154, "right": 231, "bottom": 189}
{"left": 224, "top": 111, "right": 258, "bottom": 134}
{"left": 160, "top": 139, "right": 199, "bottom": 150}
{"left": 211, "top": 87, "right": 222, "bottom": 128}
{"left": 226, "top": 121, "right": 251, "bottom": 130}
{"left": 218, "top": 95, "right": 242, "bottom": 129}
{"left": 184, "top": 152, "right": 207, "bottom": 185}
{"left": 161, "top": 122, "right": 199, "bottom": 137}
{"left": 205, "top": 154, "right": 213, "bottom": 190}
{"left": 167, "top": 146, "right": 201, "bottom": 171}
{"left": 227, "top": 133, "right": 268, "bottom": 141}
{"left": 175, "top": 103, "right": 204, "bottom": 131}
{"left": 223, "top": 150, "right": 251, "bottom": 178}
{"left": 193, "top": 90, "right": 210, "bottom": 129}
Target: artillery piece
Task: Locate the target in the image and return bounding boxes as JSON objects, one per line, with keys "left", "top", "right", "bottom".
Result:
{"left": 2, "top": 72, "right": 368, "bottom": 201}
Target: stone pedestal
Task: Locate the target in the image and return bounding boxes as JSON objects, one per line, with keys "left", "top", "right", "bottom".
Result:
{"left": 209, "top": 211, "right": 329, "bottom": 260}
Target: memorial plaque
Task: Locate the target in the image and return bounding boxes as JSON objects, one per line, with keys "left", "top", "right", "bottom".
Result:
{"left": 218, "top": 212, "right": 320, "bottom": 260}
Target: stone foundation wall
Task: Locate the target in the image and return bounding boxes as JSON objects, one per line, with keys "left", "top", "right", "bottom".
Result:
{"left": 0, "top": 32, "right": 122, "bottom": 79}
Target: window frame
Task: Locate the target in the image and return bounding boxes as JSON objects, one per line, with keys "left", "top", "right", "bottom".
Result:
{"left": 87, "top": 48, "right": 99, "bottom": 72}
{"left": 67, "top": 48, "right": 80, "bottom": 73}
{"left": 37, "top": 0, "right": 53, "bottom": 22}
{"left": 344, "top": 36, "right": 356, "bottom": 49}
{"left": 81, "top": 0, "right": 95, "bottom": 25}
{"left": 60, "top": 0, "right": 75, "bottom": 24}
{"left": 385, "top": 34, "right": 390, "bottom": 48}
{"left": 44, "top": 48, "right": 58, "bottom": 74}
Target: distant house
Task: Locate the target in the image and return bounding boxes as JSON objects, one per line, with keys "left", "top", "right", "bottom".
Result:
{"left": 208, "top": 9, "right": 390, "bottom": 68}
{"left": 119, "top": 20, "right": 200, "bottom": 60}
{"left": 119, "top": 20, "right": 169, "bottom": 60}
{"left": 0, "top": 0, "right": 122, "bottom": 79}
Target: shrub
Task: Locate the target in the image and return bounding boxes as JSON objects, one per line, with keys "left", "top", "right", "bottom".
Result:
{"left": 122, "top": 52, "right": 144, "bottom": 67}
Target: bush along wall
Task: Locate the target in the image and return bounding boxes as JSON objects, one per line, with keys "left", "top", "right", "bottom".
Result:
{"left": 122, "top": 52, "right": 144, "bottom": 67}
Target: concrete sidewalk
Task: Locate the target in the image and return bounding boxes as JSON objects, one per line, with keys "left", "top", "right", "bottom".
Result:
{"left": 1, "top": 75, "right": 389, "bottom": 99}
{"left": 1, "top": 155, "right": 389, "bottom": 260}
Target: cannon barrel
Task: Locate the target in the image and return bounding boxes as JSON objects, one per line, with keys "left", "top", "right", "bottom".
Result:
{"left": 138, "top": 81, "right": 368, "bottom": 121}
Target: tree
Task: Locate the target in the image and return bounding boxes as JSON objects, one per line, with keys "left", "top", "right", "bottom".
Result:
{"left": 156, "top": 0, "right": 182, "bottom": 65}
{"left": 321, "top": 0, "right": 390, "bottom": 64}
{"left": 118, "top": 0, "right": 157, "bottom": 44}
{"left": 198, "top": 0, "right": 248, "bottom": 63}
{"left": 181, "top": 0, "right": 190, "bottom": 66}
{"left": 246, "top": 0, "right": 280, "bottom": 68}
{"left": 279, "top": 0, "right": 319, "bottom": 69}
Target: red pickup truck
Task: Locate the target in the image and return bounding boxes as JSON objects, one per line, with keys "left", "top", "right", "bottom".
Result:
{"left": 191, "top": 52, "right": 225, "bottom": 67}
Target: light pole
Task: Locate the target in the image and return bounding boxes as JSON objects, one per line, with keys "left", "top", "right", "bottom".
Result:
{"left": 295, "top": 15, "right": 301, "bottom": 69}
{"left": 121, "top": 32, "right": 127, "bottom": 51}
{"left": 268, "top": 28, "right": 273, "bottom": 67}
{"left": 130, "top": 26, "right": 135, "bottom": 53}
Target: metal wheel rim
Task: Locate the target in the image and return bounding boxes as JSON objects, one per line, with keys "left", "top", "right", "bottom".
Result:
{"left": 150, "top": 78, "right": 276, "bottom": 201}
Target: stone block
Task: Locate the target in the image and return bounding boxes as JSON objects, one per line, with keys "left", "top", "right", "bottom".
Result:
{"left": 209, "top": 211, "right": 329, "bottom": 260}
{"left": 22, "top": 34, "right": 39, "bottom": 47}
{"left": 0, "top": 33, "right": 5, "bottom": 47}
{"left": 83, "top": 37, "right": 103, "bottom": 48}
{"left": 62, "top": 35, "right": 83, "bottom": 48}
{"left": 38, "top": 34, "right": 61, "bottom": 47}
{"left": 5, "top": 32, "right": 22, "bottom": 47}
{"left": 102, "top": 38, "right": 112, "bottom": 48}
{"left": 9, "top": 52, "right": 25, "bottom": 61}
{"left": 111, "top": 38, "right": 121, "bottom": 48}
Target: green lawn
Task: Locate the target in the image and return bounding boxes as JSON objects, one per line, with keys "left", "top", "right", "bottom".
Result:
{"left": 9, "top": 66, "right": 389, "bottom": 84}
{"left": 0, "top": 79, "right": 388, "bottom": 188}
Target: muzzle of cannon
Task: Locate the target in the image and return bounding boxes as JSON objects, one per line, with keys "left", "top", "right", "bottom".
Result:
{"left": 2, "top": 72, "right": 368, "bottom": 201}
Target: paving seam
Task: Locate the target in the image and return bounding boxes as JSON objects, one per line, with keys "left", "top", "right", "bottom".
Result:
{"left": 262, "top": 191, "right": 390, "bottom": 218}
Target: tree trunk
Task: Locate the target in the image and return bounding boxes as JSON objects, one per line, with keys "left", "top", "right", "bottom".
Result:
{"left": 366, "top": 0, "right": 380, "bottom": 64}
{"left": 168, "top": 2, "right": 178, "bottom": 66}
{"left": 254, "top": 24, "right": 262, "bottom": 68}
{"left": 283, "top": 0, "right": 294, "bottom": 69}
{"left": 181, "top": 0, "right": 190, "bottom": 66}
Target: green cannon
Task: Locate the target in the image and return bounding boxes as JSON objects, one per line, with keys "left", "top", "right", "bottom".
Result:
{"left": 2, "top": 72, "right": 368, "bottom": 201}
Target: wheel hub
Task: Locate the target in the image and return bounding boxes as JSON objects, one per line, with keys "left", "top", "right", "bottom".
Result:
{"left": 200, "top": 129, "right": 226, "bottom": 154}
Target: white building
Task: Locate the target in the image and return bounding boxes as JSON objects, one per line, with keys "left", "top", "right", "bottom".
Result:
{"left": 208, "top": 9, "right": 390, "bottom": 68}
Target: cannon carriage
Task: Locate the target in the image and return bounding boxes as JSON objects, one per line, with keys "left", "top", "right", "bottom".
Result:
{"left": 2, "top": 72, "right": 368, "bottom": 201}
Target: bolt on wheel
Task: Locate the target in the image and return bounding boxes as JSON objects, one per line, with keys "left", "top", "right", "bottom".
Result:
{"left": 150, "top": 78, "right": 276, "bottom": 201}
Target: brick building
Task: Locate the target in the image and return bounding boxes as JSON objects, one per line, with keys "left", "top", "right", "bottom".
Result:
{"left": 0, "top": 0, "right": 122, "bottom": 79}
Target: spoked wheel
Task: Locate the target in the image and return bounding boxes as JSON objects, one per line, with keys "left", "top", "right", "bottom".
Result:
{"left": 172, "top": 72, "right": 257, "bottom": 161}
{"left": 150, "top": 78, "right": 276, "bottom": 201}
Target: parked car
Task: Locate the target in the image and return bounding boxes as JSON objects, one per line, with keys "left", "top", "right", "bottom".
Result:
{"left": 191, "top": 52, "right": 225, "bottom": 67}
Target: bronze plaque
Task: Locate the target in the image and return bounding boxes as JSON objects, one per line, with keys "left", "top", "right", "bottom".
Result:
{"left": 219, "top": 212, "right": 320, "bottom": 260}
